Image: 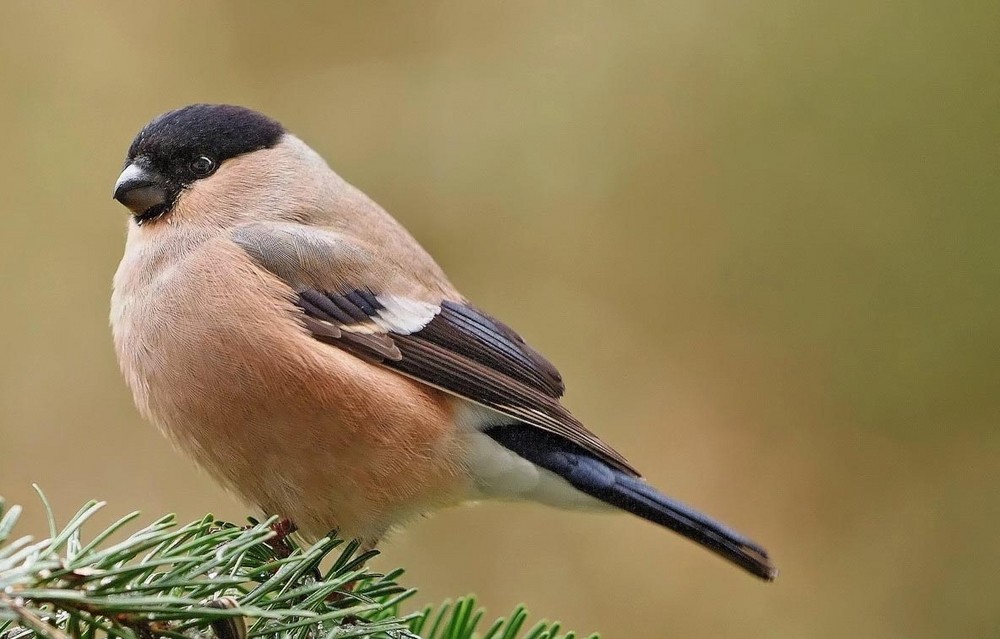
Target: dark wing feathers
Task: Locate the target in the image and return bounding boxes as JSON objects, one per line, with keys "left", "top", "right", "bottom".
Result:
{"left": 231, "top": 224, "right": 637, "bottom": 476}
{"left": 297, "top": 289, "right": 636, "bottom": 474}
{"left": 297, "top": 289, "right": 401, "bottom": 362}
{"left": 392, "top": 333, "right": 629, "bottom": 470}
{"left": 416, "top": 302, "right": 564, "bottom": 398}
{"left": 299, "top": 289, "right": 356, "bottom": 325}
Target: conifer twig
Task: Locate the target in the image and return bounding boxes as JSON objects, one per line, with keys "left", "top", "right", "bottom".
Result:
{"left": 0, "top": 493, "right": 595, "bottom": 639}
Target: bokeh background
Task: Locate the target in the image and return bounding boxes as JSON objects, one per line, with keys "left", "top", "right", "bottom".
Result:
{"left": 1, "top": 2, "right": 997, "bottom": 637}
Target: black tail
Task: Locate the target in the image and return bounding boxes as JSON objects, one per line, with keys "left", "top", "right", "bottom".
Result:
{"left": 486, "top": 425, "right": 777, "bottom": 581}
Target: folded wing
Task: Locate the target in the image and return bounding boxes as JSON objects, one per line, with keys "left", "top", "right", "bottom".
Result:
{"left": 231, "top": 221, "right": 638, "bottom": 475}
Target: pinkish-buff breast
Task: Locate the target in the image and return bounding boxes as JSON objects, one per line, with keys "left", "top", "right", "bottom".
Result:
{"left": 112, "top": 230, "right": 470, "bottom": 540}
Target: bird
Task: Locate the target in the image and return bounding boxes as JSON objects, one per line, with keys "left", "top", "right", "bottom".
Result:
{"left": 110, "top": 104, "right": 776, "bottom": 581}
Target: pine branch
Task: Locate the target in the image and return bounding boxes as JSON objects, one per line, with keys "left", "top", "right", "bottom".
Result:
{"left": 0, "top": 493, "right": 596, "bottom": 639}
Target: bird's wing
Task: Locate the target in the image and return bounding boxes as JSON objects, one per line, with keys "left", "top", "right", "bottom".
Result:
{"left": 231, "top": 221, "right": 638, "bottom": 475}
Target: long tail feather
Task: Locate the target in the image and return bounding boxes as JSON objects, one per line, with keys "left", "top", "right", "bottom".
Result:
{"left": 486, "top": 424, "right": 777, "bottom": 581}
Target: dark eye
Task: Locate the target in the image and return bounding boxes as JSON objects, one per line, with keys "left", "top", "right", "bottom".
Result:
{"left": 190, "top": 155, "right": 217, "bottom": 177}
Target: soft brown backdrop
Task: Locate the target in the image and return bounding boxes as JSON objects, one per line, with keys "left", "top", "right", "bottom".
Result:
{"left": 1, "top": 2, "right": 997, "bottom": 637}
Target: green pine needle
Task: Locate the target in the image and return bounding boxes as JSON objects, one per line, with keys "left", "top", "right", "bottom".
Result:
{"left": 0, "top": 493, "right": 597, "bottom": 639}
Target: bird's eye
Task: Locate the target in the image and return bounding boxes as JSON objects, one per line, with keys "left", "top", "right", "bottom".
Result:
{"left": 190, "top": 155, "right": 217, "bottom": 177}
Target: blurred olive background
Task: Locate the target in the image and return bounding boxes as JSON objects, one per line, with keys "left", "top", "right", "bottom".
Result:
{"left": 1, "top": 2, "right": 998, "bottom": 637}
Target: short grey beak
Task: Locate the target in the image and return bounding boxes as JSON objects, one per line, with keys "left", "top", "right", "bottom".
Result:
{"left": 113, "top": 163, "right": 169, "bottom": 216}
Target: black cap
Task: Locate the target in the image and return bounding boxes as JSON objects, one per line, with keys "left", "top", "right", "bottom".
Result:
{"left": 115, "top": 105, "right": 285, "bottom": 223}
{"left": 126, "top": 104, "right": 285, "bottom": 168}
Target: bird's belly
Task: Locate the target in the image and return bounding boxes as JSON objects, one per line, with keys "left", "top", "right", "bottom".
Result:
{"left": 112, "top": 240, "right": 469, "bottom": 540}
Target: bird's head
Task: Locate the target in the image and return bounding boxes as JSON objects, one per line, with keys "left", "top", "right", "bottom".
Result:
{"left": 113, "top": 104, "right": 328, "bottom": 227}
